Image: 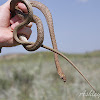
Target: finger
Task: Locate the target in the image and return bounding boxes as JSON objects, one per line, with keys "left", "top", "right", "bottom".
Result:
{"left": 10, "top": 15, "right": 20, "bottom": 24}
{"left": 10, "top": 14, "right": 33, "bottom": 28}
{"left": 11, "top": 21, "right": 32, "bottom": 39}
{"left": 18, "top": 27, "right": 32, "bottom": 39}
{"left": 3, "top": 0, "right": 11, "bottom": 9}
{"left": 10, "top": 20, "right": 32, "bottom": 29}
{"left": 4, "top": 0, "right": 28, "bottom": 13}
{"left": 26, "top": 22, "right": 33, "bottom": 28}
{"left": 10, "top": 20, "right": 23, "bottom": 29}
{"left": 17, "top": 3, "right": 28, "bottom": 13}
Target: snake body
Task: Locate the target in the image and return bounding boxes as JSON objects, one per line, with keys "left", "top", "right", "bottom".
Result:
{"left": 10, "top": 0, "right": 44, "bottom": 51}
{"left": 10, "top": 0, "right": 95, "bottom": 91}
{"left": 10, "top": 0, "right": 66, "bottom": 81}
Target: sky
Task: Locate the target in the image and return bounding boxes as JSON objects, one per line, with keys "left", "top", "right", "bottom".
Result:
{"left": 0, "top": 0, "right": 100, "bottom": 55}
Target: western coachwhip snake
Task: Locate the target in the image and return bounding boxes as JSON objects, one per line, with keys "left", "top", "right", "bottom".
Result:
{"left": 10, "top": 0, "right": 96, "bottom": 91}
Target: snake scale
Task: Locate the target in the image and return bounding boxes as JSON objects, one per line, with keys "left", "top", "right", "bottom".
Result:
{"left": 10, "top": 0, "right": 95, "bottom": 91}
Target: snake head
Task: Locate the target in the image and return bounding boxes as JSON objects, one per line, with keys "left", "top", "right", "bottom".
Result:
{"left": 60, "top": 74, "right": 66, "bottom": 82}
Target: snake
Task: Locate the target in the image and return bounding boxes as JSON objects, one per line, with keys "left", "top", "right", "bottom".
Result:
{"left": 10, "top": 0, "right": 96, "bottom": 91}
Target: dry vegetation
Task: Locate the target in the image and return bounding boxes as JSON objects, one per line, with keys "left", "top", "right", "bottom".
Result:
{"left": 0, "top": 51, "right": 100, "bottom": 100}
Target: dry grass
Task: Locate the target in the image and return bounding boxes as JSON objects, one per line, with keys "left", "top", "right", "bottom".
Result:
{"left": 0, "top": 51, "right": 100, "bottom": 100}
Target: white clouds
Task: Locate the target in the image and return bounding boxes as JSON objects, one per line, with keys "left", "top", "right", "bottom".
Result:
{"left": 77, "top": 0, "right": 88, "bottom": 3}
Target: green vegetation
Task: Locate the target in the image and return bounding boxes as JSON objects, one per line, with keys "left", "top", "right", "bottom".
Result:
{"left": 0, "top": 51, "right": 100, "bottom": 100}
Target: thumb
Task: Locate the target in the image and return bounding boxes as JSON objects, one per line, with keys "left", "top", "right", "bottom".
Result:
{"left": 3, "top": 0, "right": 11, "bottom": 9}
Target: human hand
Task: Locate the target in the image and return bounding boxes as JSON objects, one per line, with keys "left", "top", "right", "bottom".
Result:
{"left": 0, "top": 0, "right": 32, "bottom": 47}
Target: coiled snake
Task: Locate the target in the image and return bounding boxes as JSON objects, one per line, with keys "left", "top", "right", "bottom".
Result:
{"left": 10, "top": 0, "right": 95, "bottom": 91}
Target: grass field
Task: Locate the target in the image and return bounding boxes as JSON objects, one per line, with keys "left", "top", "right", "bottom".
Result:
{"left": 0, "top": 51, "right": 100, "bottom": 100}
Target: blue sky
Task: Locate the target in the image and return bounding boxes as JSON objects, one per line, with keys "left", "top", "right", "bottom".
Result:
{"left": 0, "top": 0, "right": 100, "bottom": 55}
